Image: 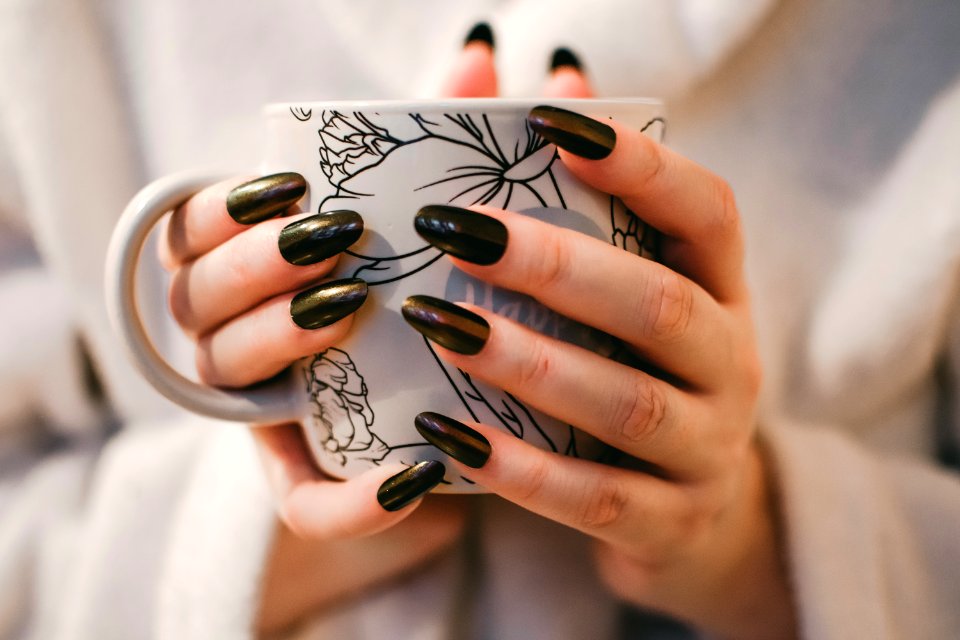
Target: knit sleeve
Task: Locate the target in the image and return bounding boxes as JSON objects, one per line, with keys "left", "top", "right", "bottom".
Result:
{"left": 762, "top": 421, "right": 960, "bottom": 639}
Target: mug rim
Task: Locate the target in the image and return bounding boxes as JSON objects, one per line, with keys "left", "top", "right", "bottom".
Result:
{"left": 263, "top": 96, "right": 662, "bottom": 117}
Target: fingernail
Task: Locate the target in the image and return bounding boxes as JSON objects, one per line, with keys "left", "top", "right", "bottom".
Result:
{"left": 377, "top": 461, "right": 446, "bottom": 511}
{"left": 401, "top": 295, "right": 489, "bottom": 355}
{"left": 414, "top": 205, "right": 507, "bottom": 266}
{"left": 415, "top": 412, "right": 490, "bottom": 469}
{"left": 279, "top": 210, "right": 363, "bottom": 266}
{"left": 464, "top": 22, "right": 494, "bottom": 48}
{"left": 549, "top": 47, "right": 582, "bottom": 72}
{"left": 226, "top": 172, "right": 307, "bottom": 225}
{"left": 528, "top": 105, "right": 616, "bottom": 160}
{"left": 290, "top": 278, "right": 367, "bottom": 330}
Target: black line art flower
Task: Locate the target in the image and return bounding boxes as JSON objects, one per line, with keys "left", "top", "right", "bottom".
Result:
{"left": 313, "top": 111, "right": 573, "bottom": 287}
{"left": 406, "top": 113, "right": 566, "bottom": 210}
{"left": 303, "top": 348, "right": 388, "bottom": 465}
{"left": 316, "top": 110, "right": 407, "bottom": 190}
{"left": 296, "top": 109, "right": 665, "bottom": 467}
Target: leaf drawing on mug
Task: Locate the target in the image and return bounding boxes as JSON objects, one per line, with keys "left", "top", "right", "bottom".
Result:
{"left": 290, "top": 106, "right": 313, "bottom": 122}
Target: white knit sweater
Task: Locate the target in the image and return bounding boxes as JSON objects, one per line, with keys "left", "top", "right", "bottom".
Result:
{"left": 1, "top": 1, "right": 958, "bottom": 638}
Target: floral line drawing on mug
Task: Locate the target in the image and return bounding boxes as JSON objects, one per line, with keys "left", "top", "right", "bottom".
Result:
{"left": 291, "top": 108, "right": 666, "bottom": 472}
{"left": 302, "top": 348, "right": 388, "bottom": 466}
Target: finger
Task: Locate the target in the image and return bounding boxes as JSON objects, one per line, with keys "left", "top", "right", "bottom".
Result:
{"left": 414, "top": 414, "right": 688, "bottom": 554}
{"left": 168, "top": 210, "right": 362, "bottom": 337}
{"left": 412, "top": 206, "right": 734, "bottom": 388}
{"left": 542, "top": 47, "right": 594, "bottom": 98}
{"left": 251, "top": 423, "right": 446, "bottom": 539}
{"left": 440, "top": 22, "right": 498, "bottom": 98}
{"left": 197, "top": 278, "right": 368, "bottom": 387}
{"left": 402, "top": 298, "right": 719, "bottom": 478}
{"left": 528, "top": 108, "right": 746, "bottom": 302}
{"left": 159, "top": 173, "right": 307, "bottom": 269}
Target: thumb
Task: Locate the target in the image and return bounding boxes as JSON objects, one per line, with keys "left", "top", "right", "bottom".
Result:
{"left": 440, "top": 22, "right": 498, "bottom": 98}
{"left": 251, "top": 422, "right": 446, "bottom": 540}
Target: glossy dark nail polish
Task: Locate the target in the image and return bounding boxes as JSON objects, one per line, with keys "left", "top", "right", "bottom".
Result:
{"left": 279, "top": 210, "right": 363, "bottom": 266}
{"left": 528, "top": 105, "right": 616, "bottom": 160}
{"left": 415, "top": 412, "right": 490, "bottom": 469}
{"left": 290, "top": 278, "right": 367, "bottom": 330}
{"left": 464, "top": 22, "right": 494, "bottom": 48}
{"left": 414, "top": 205, "right": 507, "bottom": 266}
{"left": 377, "top": 460, "right": 446, "bottom": 511}
{"left": 549, "top": 47, "right": 582, "bottom": 72}
{"left": 401, "top": 295, "right": 489, "bottom": 355}
{"left": 226, "top": 172, "right": 307, "bottom": 224}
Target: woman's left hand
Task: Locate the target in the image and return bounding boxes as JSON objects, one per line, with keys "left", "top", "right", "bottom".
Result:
{"left": 406, "top": 105, "right": 796, "bottom": 638}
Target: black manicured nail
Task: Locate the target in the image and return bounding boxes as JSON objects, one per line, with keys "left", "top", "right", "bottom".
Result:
{"left": 279, "top": 210, "right": 363, "bottom": 266}
{"left": 226, "top": 172, "right": 307, "bottom": 225}
{"left": 528, "top": 105, "right": 616, "bottom": 160}
{"left": 414, "top": 205, "right": 507, "bottom": 266}
{"left": 549, "top": 47, "right": 582, "bottom": 72}
{"left": 377, "top": 461, "right": 446, "bottom": 511}
{"left": 464, "top": 22, "right": 494, "bottom": 48}
{"left": 401, "top": 295, "right": 489, "bottom": 355}
{"left": 415, "top": 412, "right": 490, "bottom": 469}
{"left": 290, "top": 278, "right": 367, "bottom": 330}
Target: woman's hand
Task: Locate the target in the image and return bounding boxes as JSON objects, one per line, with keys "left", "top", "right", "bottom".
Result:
{"left": 154, "top": 22, "right": 595, "bottom": 635}
{"left": 157, "top": 171, "right": 467, "bottom": 632}
{"left": 405, "top": 106, "right": 797, "bottom": 636}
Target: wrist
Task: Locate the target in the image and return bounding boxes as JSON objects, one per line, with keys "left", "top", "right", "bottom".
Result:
{"left": 699, "top": 444, "right": 798, "bottom": 639}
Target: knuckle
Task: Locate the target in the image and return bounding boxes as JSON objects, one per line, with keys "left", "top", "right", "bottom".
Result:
{"left": 642, "top": 271, "right": 693, "bottom": 344}
{"left": 166, "top": 271, "right": 199, "bottom": 337}
{"left": 161, "top": 210, "right": 189, "bottom": 268}
{"left": 534, "top": 231, "right": 572, "bottom": 291}
{"left": 593, "top": 543, "right": 655, "bottom": 600}
{"left": 741, "top": 350, "right": 764, "bottom": 398}
{"left": 516, "top": 337, "right": 552, "bottom": 389}
{"left": 612, "top": 377, "right": 668, "bottom": 445}
{"left": 193, "top": 344, "right": 221, "bottom": 386}
{"left": 576, "top": 478, "right": 628, "bottom": 530}
{"left": 709, "top": 177, "right": 741, "bottom": 238}
{"left": 670, "top": 492, "right": 715, "bottom": 547}
{"left": 223, "top": 249, "right": 255, "bottom": 294}
{"left": 515, "top": 454, "right": 550, "bottom": 503}
{"left": 633, "top": 135, "right": 669, "bottom": 193}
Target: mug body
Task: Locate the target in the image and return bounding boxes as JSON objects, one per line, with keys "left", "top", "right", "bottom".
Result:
{"left": 261, "top": 99, "right": 664, "bottom": 491}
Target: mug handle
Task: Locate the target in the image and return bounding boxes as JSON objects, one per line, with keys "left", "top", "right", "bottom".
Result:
{"left": 105, "top": 170, "right": 303, "bottom": 423}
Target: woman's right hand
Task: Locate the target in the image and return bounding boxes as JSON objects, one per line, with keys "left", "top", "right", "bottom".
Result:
{"left": 158, "top": 173, "right": 468, "bottom": 633}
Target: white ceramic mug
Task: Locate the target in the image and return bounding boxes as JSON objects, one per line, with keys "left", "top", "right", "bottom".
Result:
{"left": 106, "top": 98, "right": 664, "bottom": 491}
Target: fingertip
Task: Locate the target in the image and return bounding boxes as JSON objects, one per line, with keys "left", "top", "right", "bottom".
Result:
{"left": 543, "top": 47, "right": 594, "bottom": 99}
{"left": 464, "top": 21, "right": 494, "bottom": 49}
{"left": 549, "top": 47, "right": 582, "bottom": 73}
{"left": 281, "top": 462, "right": 437, "bottom": 540}
{"left": 543, "top": 68, "right": 595, "bottom": 99}
{"left": 376, "top": 460, "right": 447, "bottom": 512}
{"left": 555, "top": 120, "right": 662, "bottom": 192}
{"left": 442, "top": 22, "right": 498, "bottom": 98}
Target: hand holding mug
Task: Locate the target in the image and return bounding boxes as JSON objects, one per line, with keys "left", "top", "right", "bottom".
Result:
{"left": 108, "top": 34, "right": 625, "bottom": 633}
{"left": 409, "top": 106, "right": 796, "bottom": 638}
{"left": 107, "top": 27, "right": 793, "bottom": 636}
